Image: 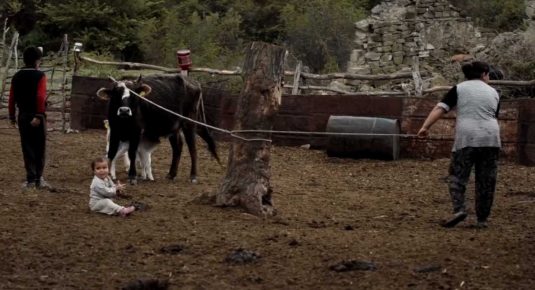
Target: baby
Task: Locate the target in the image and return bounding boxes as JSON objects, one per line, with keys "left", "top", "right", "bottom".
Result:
{"left": 89, "top": 157, "right": 135, "bottom": 217}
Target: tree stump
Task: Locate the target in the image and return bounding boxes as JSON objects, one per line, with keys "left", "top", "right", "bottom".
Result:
{"left": 215, "top": 42, "right": 286, "bottom": 217}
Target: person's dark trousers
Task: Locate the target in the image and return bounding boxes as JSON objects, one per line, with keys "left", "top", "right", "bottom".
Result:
{"left": 17, "top": 113, "right": 46, "bottom": 185}
{"left": 448, "top": 147, "right": 499, "bottom": 222}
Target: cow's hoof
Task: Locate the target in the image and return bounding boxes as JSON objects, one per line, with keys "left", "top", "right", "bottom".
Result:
{"left": 129, "top": 179, "right": 137, "bottom": 185}
{"left": 190, "top": 178, "right": 198, "bottom": 184}
{"left": 166, "top": 174, "right": 176, "bottom": 180}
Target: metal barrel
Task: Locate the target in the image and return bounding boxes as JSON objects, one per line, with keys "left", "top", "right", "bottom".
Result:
{"left": 326, "top": 116, "right": 400, "bottom": 160}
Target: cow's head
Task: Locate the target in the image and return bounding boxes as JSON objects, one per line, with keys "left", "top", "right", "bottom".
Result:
{"left": 97, "top": 77, "right": 151, "bottom": 119}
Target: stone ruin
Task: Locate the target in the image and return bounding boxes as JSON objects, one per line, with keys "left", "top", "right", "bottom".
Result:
{"left": 340, "top": 0, "right": 535, "bottom": 97}
{"left": 347, "top": 0, "right": 487, "bottom": 76}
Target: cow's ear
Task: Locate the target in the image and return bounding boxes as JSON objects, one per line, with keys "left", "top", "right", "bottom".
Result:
{"left": 96, "top": 88, "right": 110, "bottom": 100}
{"left": 136, "top": 74, "right": 143, "bottom": 84}
{"left": 138, "top": 84, "right": 152, "bottom": 97}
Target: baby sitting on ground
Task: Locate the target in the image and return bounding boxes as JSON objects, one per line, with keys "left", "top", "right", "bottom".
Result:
{"left": 89, "top": 157, "right": 135, "bottom": 217}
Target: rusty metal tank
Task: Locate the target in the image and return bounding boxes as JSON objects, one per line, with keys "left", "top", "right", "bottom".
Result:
{"left": 326, "top": 116, "right": 400, "bottom": 160}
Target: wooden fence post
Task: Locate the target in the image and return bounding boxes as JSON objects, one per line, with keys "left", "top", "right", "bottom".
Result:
{"left": 0, "top": 31, "right": 19, "bottom": 104}
{"left": 13, "top": 35, "right": 18, "bottom": 69}
{"left": 291, "top": 61, "right": 302, "bottom": 95}
{"left": 412, "top": 56, "right": 423, "bottom": 97}
{"left": 215, "top": 42, "right": 286, "bottom": 217}
{"left": 0, "top": 19, "right": 8, "bottom": 68}
{"left": 60, "top": 34, "right": 69, "bottom": 132}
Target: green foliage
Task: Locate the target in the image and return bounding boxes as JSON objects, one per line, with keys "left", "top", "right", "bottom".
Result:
{"left": 75, "top": 51, "right": 119, "bottom": 78}
{"left": 448, "top": 0, "right": 526, "bottom": 32}
{"left": 38, "top": 0, "right": 161, "bottom": 60}
{"left": 137, "top": 4, "right": 244, "bottom": 69}
{"left": 0, "top": 0, "right": 22, "bottom": 18}
{"left": 281, "top": 0, "right": 366, "bottom": 73}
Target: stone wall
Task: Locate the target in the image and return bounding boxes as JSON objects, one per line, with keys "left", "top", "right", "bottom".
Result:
{"left": 348, "top": 0, "right": 485, "bottom": 75}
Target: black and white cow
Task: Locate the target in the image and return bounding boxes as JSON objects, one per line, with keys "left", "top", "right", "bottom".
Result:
{"left": 97, "top": 74, "right": 220, "bottom": 184}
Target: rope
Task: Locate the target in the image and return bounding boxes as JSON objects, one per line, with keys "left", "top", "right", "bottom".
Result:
{"left": 232, "top": 129, "right": 419, "bottom": 138}
{"left": 108, "top": 77, "right": 444, "bottom": 143}
{"left": 108, "top": 77, "right": 272, "bottom": 143}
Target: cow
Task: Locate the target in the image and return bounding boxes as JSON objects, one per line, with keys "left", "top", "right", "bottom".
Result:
{"left": 96, "top": 74, "right": 220, "bottom": 184}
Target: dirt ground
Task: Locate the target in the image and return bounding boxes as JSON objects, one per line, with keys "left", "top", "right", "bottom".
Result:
{"left": 0, "top": 129, "right": 534, "bottom": 290}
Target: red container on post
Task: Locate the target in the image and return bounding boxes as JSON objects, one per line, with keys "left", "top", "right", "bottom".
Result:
{"left": 177, "top": 49, "right": 192, "bottom": 76}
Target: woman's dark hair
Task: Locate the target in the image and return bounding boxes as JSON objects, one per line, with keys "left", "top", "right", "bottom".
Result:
{"left": 23, "top": 46, "right": 42, "bottom": 67}
{"left": 91, "top": 157, "right": 109, "bottom": 171}
{"left": 461, "top": 61, "right": 490, "bottom": 80}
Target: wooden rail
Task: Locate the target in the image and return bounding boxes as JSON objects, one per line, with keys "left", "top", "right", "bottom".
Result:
{"left": 76, "top": 53, "right": 535, "bottom": 96}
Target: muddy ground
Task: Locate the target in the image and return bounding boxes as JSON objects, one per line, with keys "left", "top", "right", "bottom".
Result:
{"left": 0, "top": 129, "right": 534, "bottom": 289}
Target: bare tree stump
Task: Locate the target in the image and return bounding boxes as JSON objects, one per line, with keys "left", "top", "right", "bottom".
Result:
{"left": 215, "top": 42, "right": 286, "bottom": 217}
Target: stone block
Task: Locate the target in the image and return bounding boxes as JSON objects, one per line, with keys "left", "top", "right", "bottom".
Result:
{"left": 364, "top": 52, "right": 382, "bottom": 61}
{"left": 380, "top": 53, "right": 393, "bottom": 62}
{"left": 349, "top": 49, "right": 365, "bottom": 63}
{"left": 371, "top": 34, "right": 382, "bottom": 42}
{"left": 355, "top": 19, "right": 371, "bottom": 32}
{"left": 393, "top": 53, "right": 404, "bottom": 65}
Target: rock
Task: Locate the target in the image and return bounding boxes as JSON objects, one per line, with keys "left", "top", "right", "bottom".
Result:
{"left": 288, "top": 239, "right": 300, "bottom": 246}
{"left": 121, "top": 279, "right": 169, "bottom": 290}
{"left": 225, "top": 249, "right": 261, "bottom": 264}
{"left": 130, "top": 201, "right": 148, "bottom": 211}
{"left": 159, "top": 244, "right": 185, "bottom": 255}
{"left": 330, "top": 260, "right": 377, "bottom": 272}
{"left": 414, "top": 264, "right": 442, "bottom": 273}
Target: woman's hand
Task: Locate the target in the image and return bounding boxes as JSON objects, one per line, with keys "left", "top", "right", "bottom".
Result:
{"left": 417, "top": 127, "right": 429, "bottom": 137}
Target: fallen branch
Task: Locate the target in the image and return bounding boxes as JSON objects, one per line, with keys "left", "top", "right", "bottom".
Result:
{"left": 79, "top": 55, "right": 181, "bottom": 73}
{"left": 490, "top": 79, "right": 535, "bottom": 86}
{"left": 289, "top": 70, "right": 422, "bottom": 81}
{"left": 80, "top": 55, "right": 241, "bottom": 75}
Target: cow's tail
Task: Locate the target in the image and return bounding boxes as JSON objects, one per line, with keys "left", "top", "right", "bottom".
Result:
{"left": 196, "top": 91, "right": 221, "bottom": 165}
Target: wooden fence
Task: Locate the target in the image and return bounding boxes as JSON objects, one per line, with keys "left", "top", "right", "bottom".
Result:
{"left": 0, "top": 34, "right": 71, "bottom": 131}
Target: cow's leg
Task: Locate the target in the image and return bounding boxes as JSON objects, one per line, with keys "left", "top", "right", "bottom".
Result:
{"left": 127, "top": 138, "right": 140, "bottom": 185}
{"left": 122, "top": 145, "right": 131, "bottom": 173}
{"left": 167, "top": 132, "right": 183, "bottom": 180}
{"left": 107, "top": 134, "right": 121, "bottom": 178}
{"left": 138, "top": 140, "right": 158, "bottom": 181}
{"left": 137, "top": 150, "right": 146, "bottom": 180}
{"left": 183, "top": 125, "right": 198, "bottom": 183}
{"left": 110, "top": 142, "right": 129, "bottom": 180}
{"left": 110, "top": 157, "right": 118, "bottom": 180}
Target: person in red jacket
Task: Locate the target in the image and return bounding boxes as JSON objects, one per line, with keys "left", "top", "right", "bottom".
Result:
{"left": 8, "top": 46, "right": 52, "bottom": 190}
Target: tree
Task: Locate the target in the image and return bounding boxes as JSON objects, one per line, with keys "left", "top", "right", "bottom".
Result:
{"left": 38, "top": 0, "right": 160, "bottom": 60}
{"left": 215, "top": 42, "right": 286, "bottom": 217}
{"left": 137, "top": 4, "right": 244, "bottom": 68}
{"left": 281, "top": 0, "right": 365, "bottom": 73}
